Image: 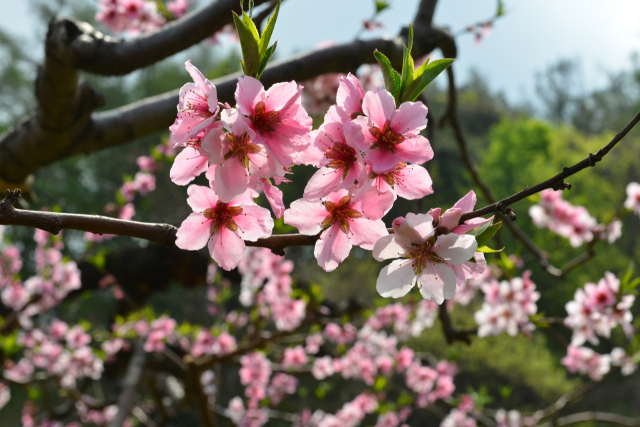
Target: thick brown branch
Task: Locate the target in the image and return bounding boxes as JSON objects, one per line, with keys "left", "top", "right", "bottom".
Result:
{"left": 57, "top": 0, "right": 271, "bottom": 76}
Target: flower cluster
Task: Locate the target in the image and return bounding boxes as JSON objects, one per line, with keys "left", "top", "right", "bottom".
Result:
{"left": 564, "top": 271, "right": 634, "bottom": 346}
{"left": 95, "top": 0, "right": 166, "bottom": 35}
{"left": 561, "top": 345, "right": 611, "bottom": 381}
{"left": 529, "top": 189, "right": 620, "bottom": 247}
{"left": 1, "top": 229, "right": 81, "bottom": 325}
{"left": 474, "top": 272, "right": 539, "bottom": 337}
{"left": 5, "top": 320, "right": 103, "bottom": 389}
{"left": 625, "top": 182, "right": 640, "bottom": 216}
{"left": 372, "top": 191, "right": 489, "bottom": 303}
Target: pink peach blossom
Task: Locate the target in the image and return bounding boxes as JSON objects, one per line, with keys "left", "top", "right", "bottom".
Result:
{"left": 285, "top": 185, "right": 393, "bottom": 271}
{"left": 176, "top": 185, "right": 273, "bottom": 270}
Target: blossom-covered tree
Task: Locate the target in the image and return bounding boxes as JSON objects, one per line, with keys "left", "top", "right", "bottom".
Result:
{"left": 0, "top": 0, "right": 639, "bottom": 426}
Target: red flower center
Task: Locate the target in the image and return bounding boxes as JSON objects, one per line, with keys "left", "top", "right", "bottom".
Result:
{"left": 321, "top": 195, "right": 362, "bottom": 234}
{"left": 250, "top": 101, "right": 280, "bottom": 133}
{"left": 325, "top": 142, "right": 358, "bottom": 179}
{"left": 223, "top": 132, "right": 262, "bottom": 169}
{"left": 371, "top": 162, "right": 407, "bottom": 186}
{"left": 408, "top": 237, "right": 444, "bottom": 274}
{"left": 370, "top": 120, "right": 405, "bottom": 153}
{"left": 180, "top": 92, "right": 212, "bottom": 119}
{"left": 203, "top": 201, "right": 243, "bottom": 234}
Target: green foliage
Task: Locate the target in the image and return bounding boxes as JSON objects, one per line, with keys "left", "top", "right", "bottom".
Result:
{"left": 374, "top": 25, "right": 454, "bottom": 105}
{"left": 233, "top": 0, "right": 280, "bottom": 79}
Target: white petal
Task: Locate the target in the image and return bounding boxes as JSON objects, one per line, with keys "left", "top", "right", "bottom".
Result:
{"left": 432, "top": 234, "right": 478, "bottom": 265}
{"left": 372, "top": 234, "right": 410, "bottom": 261}
{"left": 417, "top": 263, "right": 457, "bottom": 304}
{"left": 376, "top": 259, "right": 416, "bottom": 298}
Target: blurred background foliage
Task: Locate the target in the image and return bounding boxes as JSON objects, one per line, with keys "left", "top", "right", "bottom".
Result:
{"left": 1, "top": 0, "right": 640, "bottom": 425}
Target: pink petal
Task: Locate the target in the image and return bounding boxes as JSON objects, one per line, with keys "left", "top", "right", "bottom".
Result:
{"left": 440, "top": 208, "right": 462, "bottom": 231}
{"left": 186, "top": 184, "right": 219, "bottom": 212}
{"left": 362, "top": 89, "right": 396, "bottom": 129}
{"left": 314, "top": 224, "right": 352, "bottom": 272}
{"left": 391, "top": 100, "right": 428, "bottom": 134}
{"left": 176, "top": 213, "right": 211, "bottom": 250}
{"left": 201, "top": 128, "right": 227, "bottom": 164}
{"left": 417, "top": 263, "right": 457, "bottom": 304}
{"left": 234, "top": 205, "right": 274, "bottom": 241}
{"left": 336, "top": 73, "right": 365, "bottom": 116}
{"left": 432, "top": 234, "right": 478, "bottom": 265}
{"left": 372, "top": 234, "right": 411, "bottom": 261}
{"left": 452, "top": 216, "right": 493, "bottom": 235}
{"left": 394, "top": 164, "right": 433, "bottom": 200}
{"left": 214, "top": 159, "right": 250, "bottom": 203}
{"left": 304, "top": 167, "right": 344, "bottom": 200}
{"left": 205, "top": 164, "right": 216, "bottom": 187}
{"left": 265, "top": 81, "right": 302, "bottom": 112}
{"left": 208, "top": 227, "right": 245, "bottom": 271}
{"left": 325, "top": 104, "right": 351, "bottom": 125}
{"left": 395, "top": 134, "right": 434, "bottom": 165}
{"left": 185, "top": 60, "right": 214, "bottom": 97}
{"left": 376, "top": 259, "right": 416, "bottom": 298}
{"left": 284, "top": 199, "right": 329, "bottom": 235}
{"left": 349, "top": 218, "right": 389, "bottom": 250}
{"left": 349, "top": 116, "right": 374, "bottom": 152}
{"left": 452, "top": 190, "right": 477, "bottom": 214}
{"left": 367, "top": 148, "right": 403, "bottom": 174}
{"left": 170, "top": 147, "right": 209, "bottom": 186}
{"left": 235, "top": 76, "right": 264, "bottom": 115}
{"left": 353, "top": 182, "right": 395, "bottom": 220}
{"left": 261, "top": 179, "right": 285, "bottom": 219}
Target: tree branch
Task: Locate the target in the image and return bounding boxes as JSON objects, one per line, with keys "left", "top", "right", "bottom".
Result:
{"left": 438, "top": 304, "right": 477, "bottom": 344}
{"left": 459, "top": 109, "right": 640, "bottom": 223}
{"left": 545, "top": 412, "right": 640, "bottom": 427}
{"left": 108, "top": 340, "right": 147, "bottom": 427}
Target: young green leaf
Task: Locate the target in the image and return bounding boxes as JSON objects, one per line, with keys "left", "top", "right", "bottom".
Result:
{"left": 477, "top": 245, "right": 504, "bottom": 253}
{"left": 375, "top": 0, "right": 390, "bottom": 13}
{"left": 373, "top": 50, "right": 400, "bottom": 95}
{"left": 232, "top": 11, "right": 261, "bottom": 77}
{"left": 242, "top": 10, "right": 260, "bottom": 40}
{"left": 256, "top": 41, "right": 277, "bottom": 80}
{"left": 258, "top": 0, "right": 281, "bottom": 58}
{"left": 397, "top": 25, "right": 415, "bottom": 104}
{"left": 475, "top": 221, "right": 502, "bottom": 248}
{"left": 402, "top": 58, "right": 454, "bottom": 103}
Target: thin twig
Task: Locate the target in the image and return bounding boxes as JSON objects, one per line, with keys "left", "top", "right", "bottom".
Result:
{"left": 108, "top": 340, "right": 148, "bottom": 427}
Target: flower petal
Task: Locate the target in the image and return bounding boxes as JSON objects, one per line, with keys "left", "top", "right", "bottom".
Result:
{"left": 432, "top": 234, "right": 478, "bottom": 265}
{"left": 170, "top": 147, "right": 209, "bottom": 186}
{"left": 214, "top": 159, "right": 250, "bottom": 203}
{"left": 362, "top": 89, "right": 396, "bottom": 129}
{"left": 304, "top": 167, "right": 344, "bottom": 200}
{"left": 284, "top": 199, "right": 329, "bottom": 235}
{"left": 186, "top": 184, "right": 219, "bottom": 212}
{"left": 176, "top": 213, "right": 211, "bottom": 250}
{"left": 234, "top": 205, "right": 274, "bottom": 241}
{"left": 398, "top": 213, "right": 434, "bottom": 244}
{"left": 417, "top": 263, "right": 457, "bottom": 304}
{"left": 208, "top": 227, "right": 245, "bottom": 271}
{"left": 452, "top": 190, "right": 477, "bottom": 214}
{"left": 348, "top": 218, "right": 389, "bottom": 250}
{"left": 235, "top": 76, "right": 264, "bottom": 115}
{"left": 372, "top": 233, "right": 411, "bottom": 261}
{"left": 394, "top": 164, "right": 433, "bottom": 200}
{"left": 376, "top": 259, "right": 416, "bottom": 298}
{"left": 314, "top": 224, "right": 352, "bottom": 272}
{"left": 391, "top": 100, "right": 428, "bottom": 134}
{"left": 261, "top": 179, "right": 285, "bottom": 219}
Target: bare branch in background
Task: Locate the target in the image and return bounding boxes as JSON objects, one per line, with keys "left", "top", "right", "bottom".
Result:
{"left": 108, "top": 341, "right": 147, "bottom": 427}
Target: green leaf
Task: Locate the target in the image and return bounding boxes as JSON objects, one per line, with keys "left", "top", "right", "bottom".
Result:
{"left": 373, "top": 50, "right": 400, "bottom": 95}
{"left": 466, "top": 219, "right": 493, "bottom": 237}
{"left": 475, "top": 221, "right": 502, "bottom": 247}
{"left": 258, "top": 0, "right": 280, "bottom": 58}
{"left": 242, "top": 10, "right": 260, "bottom": 40}
{"left": 496, "top": 0, "right": 505, "bottom": 16}
{"left": 402, "top": 58, "right": 454, "bottom": 103}
{"left": 397, "top": 25, "right": 415, "bottom": 104}
{"left": 233, "top": 11, "right": 261, "bottom": 77}
{"left": 375, "top": 0, "right": 390, "bottom": 13}
{"left": 256, "top": 41, "right": 277, "bottom": 80}
{"left": 373, "top": 376, "right": 387, "bottom": 391}
{"left": 477, "top": 245, "right": 504, "bottom": 253}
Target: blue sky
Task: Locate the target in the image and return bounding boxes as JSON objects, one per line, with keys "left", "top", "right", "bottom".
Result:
{"left": 2, "top": 0, "right": 640, "bottom": 105}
